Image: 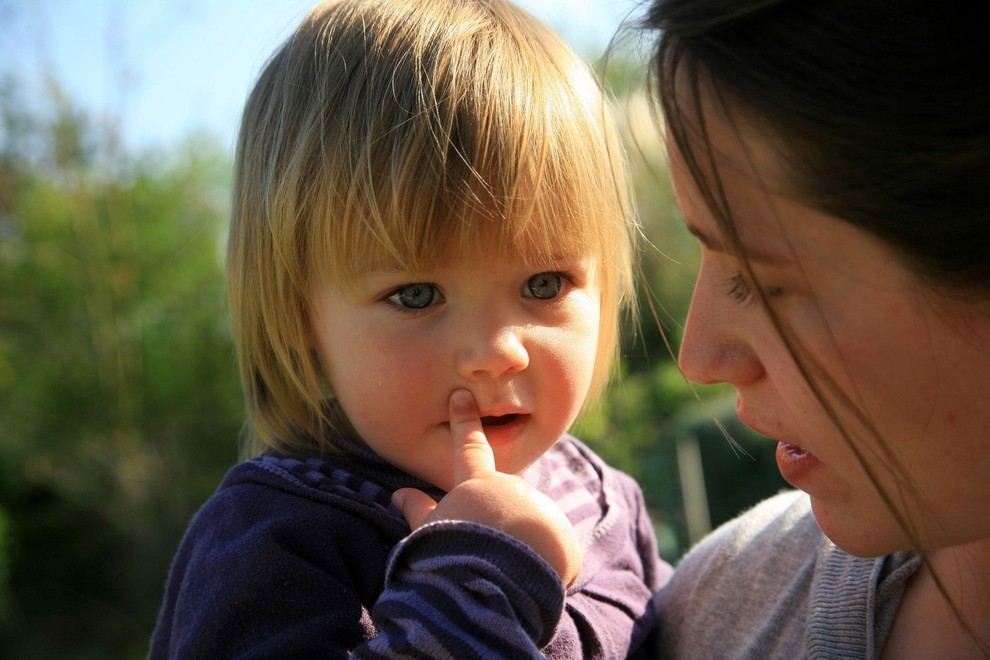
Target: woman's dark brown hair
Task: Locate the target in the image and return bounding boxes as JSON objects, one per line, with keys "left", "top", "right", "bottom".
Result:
{"left": 647, "top": 0, "right": 990, "bottom": 292}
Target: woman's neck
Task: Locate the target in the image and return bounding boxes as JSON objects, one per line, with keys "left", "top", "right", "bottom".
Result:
{"left": 882, "top": 538, "right": 990, "bottom": 659}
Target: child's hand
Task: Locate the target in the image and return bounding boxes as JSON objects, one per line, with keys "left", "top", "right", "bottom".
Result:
{"left": 392, "top": 389, "right": 583, "bottom": 588}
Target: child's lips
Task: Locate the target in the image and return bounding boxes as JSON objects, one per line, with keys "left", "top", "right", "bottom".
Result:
{"left": 480, "top": 413, "right": 520, "bottom": 427}
{"left": 441, "top": 410, "right": 528, "bottom": 429}
{"left": 478, "top": 412, "right": 530, "bottom": 446}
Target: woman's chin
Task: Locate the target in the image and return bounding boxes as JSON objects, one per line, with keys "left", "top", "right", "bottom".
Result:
{"left": 809, "top": 497, "right": 906, "bottom": 558}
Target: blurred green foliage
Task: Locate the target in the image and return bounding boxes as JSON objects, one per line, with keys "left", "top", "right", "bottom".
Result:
{"left": 0, "top": 53, "right": 786, "bottom": 658}
{"left": 1, "top": 77, "right": 243, "bottom": 657}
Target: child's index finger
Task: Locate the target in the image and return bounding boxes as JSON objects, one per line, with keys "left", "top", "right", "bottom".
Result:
{"left": 449, "top": 389, "right": 496, "bottom": 484}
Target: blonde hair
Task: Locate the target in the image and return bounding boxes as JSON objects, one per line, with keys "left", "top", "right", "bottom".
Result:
{"left": 228, "top": 0, "right": 638, "bottom": 456}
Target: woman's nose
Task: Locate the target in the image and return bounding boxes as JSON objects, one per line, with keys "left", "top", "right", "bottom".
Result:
{"left": 677, "top": 261, "right": 763, "bottom": 387}
{"left": 455, "top": 322, "right": 530, "bottom": 381}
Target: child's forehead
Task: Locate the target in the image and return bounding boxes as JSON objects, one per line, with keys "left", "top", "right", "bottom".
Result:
{"left": 370, "top": 243, "right": 590, "bottom": 275}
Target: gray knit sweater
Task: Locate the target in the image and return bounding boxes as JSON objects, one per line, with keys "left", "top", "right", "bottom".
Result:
{"left": 654, "top": 490, "right": 921, "bottom": 659}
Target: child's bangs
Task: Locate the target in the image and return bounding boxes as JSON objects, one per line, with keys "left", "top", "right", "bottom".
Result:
{"left": 306, "top": 171, "right": 610, "bottom": 290}
{"left": 303, "top": 0, "right": 630, "bottom": 286}
{"left": 315, "top": 139, "right": 622, "bottom": 287}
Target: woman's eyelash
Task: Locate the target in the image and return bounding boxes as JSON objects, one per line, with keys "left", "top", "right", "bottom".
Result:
{"left": 726, "top": 272, "right": 755, "bottom": 305}
{"left": 725, "top": 271, "right": 782, "bottom": 305}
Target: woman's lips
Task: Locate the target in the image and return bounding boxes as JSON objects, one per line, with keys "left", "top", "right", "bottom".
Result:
{"left": 736, "top": 399, "right": 822, "bottom": 489}
{"left": 777, "top": 441, "right": 807, "bottom": 458}
{"left": 775, "top": 441, "right": 821, "bottom": 488}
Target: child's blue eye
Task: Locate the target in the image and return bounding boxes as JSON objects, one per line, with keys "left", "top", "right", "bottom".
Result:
{"left": 387, "top": 283, "right": 440, "bottom": 309}
{"left": 524, "top": 272, "right": 564, "bottom": 300}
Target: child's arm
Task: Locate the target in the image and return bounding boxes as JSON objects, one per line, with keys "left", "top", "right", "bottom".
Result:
{"left": 152, "top": 391, "right": 580, "bottom": 659}
{"left": 392, "top": 389, "right": 583, "bottom": 586}
{"left": 382, "top": 390, "right": 668, "bottom": 658}
{"left": 352, "top": 390, "right": 583, "bottom": 656}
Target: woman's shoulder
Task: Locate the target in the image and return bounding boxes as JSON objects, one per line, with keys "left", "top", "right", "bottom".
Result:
{"left": 670, "top": 489, "right": 821, "bottom": 580}
{"left": 654, "top": 490, "right": 826, "bottom": 657}
{"left": 710, "top": 489, "right": 818, "bottom": 549}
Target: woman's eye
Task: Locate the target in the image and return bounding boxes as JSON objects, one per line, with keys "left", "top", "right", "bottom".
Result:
{"left": 523, "top": 272, "right": 565, "bottom": 300}
{"left": 387, "top": 283, "right": 440, "bottom": 309}
{"left": 725, "top": 271, "right": 782, "bottom": 305}
{"left": 725, "top": 272, "right": 755, "bottom": 305}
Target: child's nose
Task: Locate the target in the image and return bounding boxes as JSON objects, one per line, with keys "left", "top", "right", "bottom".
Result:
{"left": 455, "top": 324, "right": 530, "bottom": 381}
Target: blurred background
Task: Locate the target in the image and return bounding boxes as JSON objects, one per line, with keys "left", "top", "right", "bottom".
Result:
{"left": 0, "top": 0, "right": 787, "bottom": 657}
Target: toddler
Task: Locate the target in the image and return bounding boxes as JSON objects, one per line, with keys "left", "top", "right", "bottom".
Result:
{"left": 151, "top": 0, "right": 670, "bottom": 656}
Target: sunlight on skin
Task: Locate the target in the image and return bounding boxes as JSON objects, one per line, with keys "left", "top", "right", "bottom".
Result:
{"left": 392, "top": 389, "right": 583, "bottom": 588}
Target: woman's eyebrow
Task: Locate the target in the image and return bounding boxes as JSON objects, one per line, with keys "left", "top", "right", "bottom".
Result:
{"left": 686, "top": 223, "right": 790, "bottom": 265}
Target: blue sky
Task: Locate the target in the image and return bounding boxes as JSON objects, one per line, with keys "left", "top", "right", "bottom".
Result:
{"left": 2, "top": 0, "right": 642, "bottom": 155}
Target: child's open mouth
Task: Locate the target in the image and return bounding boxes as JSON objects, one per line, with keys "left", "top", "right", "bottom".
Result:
{"left": 480, "top": 413, "right": 519, "bottom": 427}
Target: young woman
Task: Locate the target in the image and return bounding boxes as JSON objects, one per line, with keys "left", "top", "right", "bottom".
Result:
{"left": 647, "top": 0, "right": 989, "bottom": 656}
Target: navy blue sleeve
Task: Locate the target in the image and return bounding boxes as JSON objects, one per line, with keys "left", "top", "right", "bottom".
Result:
{"left": 364, "top": 520, "right": 565, "bottom": 658}
{"left": 150, "top": 451, "right": 661, "bottom": 658}
{"left": 151, "top": 476, "right": 563, "bottom": 658}
{"left": 150, "top": 483, "right": 403, "bottom": 658}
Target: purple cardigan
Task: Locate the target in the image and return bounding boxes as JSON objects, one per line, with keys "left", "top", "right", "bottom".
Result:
{"left": 150, "top": 434, "right": 670, "bottom": 657}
